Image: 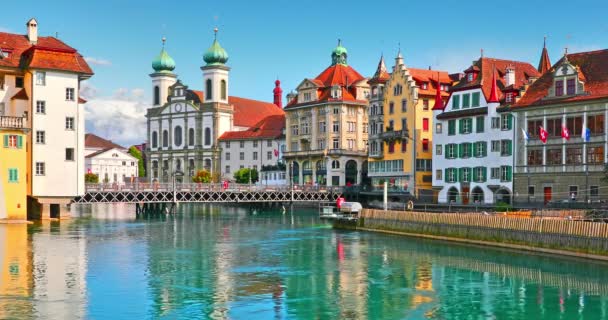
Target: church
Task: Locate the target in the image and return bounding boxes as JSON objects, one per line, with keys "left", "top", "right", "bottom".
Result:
{"left": 145, "top": 30, "right": 284, "bottom": 183}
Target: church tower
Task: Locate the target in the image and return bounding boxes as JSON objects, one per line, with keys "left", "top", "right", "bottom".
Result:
{"left": 201, "top": 28, "right": 230, "bottom": 104}
{"left": 150, "top": 37, "right": 177, "bottom": 106}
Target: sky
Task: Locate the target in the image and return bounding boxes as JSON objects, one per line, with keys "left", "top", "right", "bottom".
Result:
{"left": 2, "top": 0, "right": 608, "bottom": 146}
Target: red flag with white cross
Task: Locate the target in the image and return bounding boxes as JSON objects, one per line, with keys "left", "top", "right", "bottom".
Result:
{"left": 539, "top": 126, "right": 548, "bottom": 143}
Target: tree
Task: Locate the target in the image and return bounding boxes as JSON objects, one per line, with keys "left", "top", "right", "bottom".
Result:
{"left": 233, "top": 168, "right": 258, "bottom": 183}
{"left": 192, "top": 170, "right": 212, "bottom": 183}
{"left": 85, "top": 173, "right": 99, "bottom": 183}
{"left": 128, "top": 146, "right": 146, "bottom": 177}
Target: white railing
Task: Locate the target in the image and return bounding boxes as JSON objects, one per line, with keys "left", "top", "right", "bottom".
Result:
{"left": 85, "top": 183, "right": 342, "bottom": 194}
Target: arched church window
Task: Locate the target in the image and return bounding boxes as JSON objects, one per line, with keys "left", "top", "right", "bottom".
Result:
{"left": 152, "top": 131, "right": 158, "bottom": 148}
{"left": 206, "top": 79, "right": 212, "bottom": 100}
{"left": 188, "top": 128, "right": 195, "bottom": 146}
{"left": 174, "top": 126, "right": 183, "bottom": 146}
{"left": 162, "top": 130, "right": 168, "bottom": 147}
{"left": 332, "top": 160, "right": 340, "bottom": 169}
{"left": 204, "top": 128, "right": 211, "bottom": 145}
{"left": 221, "top": 80, "right": 227, "bottom": 100}
{"left": 154, "top": 86, "right": 160, "bottom": 105}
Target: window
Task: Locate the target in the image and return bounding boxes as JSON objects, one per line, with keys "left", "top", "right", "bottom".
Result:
{"left": 528, "top": 186, "right": 535, "bottom": 197}
{"left": 460, "top": 143, "right": 472, "bottom": 158}
{"left": 225, "top": 141, "right": 231, "bottom": 148}
{"left": 36, "top": 130, "right": 45, "bottom": 144}
{"left": 460, "top": 167, "right": 471, "bottom": 182}
{"left": 423, "top": 99, "right": 429, "bottom": 110}
{"left": 527, "top": 149, "right": 543, "bottom": 165}
{"left": 474, "top": 141, "right": 487, "bottom": 157}
{"left": 66, "top": 88, "right": 75, "bottom": 101}
{"left": 0, "top": 74, "right": 4, "bottom": 90}
{"left": 393, "top": 84, "right": 402, "bottom": 96}
{"left": 225, "top": 152, "right": 230, "bottom": 160}
{"left": 491, "top": 140, "right": 500, "bottom": 152}
{"left": 15, "top": 77, "right": 24, "bottom": 88}
{"left": 500, "top": 140, "right": 512, "bottom": 156}
{"left": 389, "top": 102, "right": 394, "bottom": 114}
{"left": 500, "top": 114, "right": 512, "bottom": 130}
{"left": 547, "top": 148, "right": 562, "bottom": 165}
{"left": 291, "top": 142, "right": 298, "bottom": 151}
{"left": 253, "top": 140, "right": 258, "bottom": 148}
{"left": 436, "top": 170, "right": 442, "bottom": 180}
{"left": 587, "top": 145, "right": 605, "bottom": 164}
{"left": 462, "top": 93, "right": 470, "bottom": 108}
{"left": 472, "top": 92, "right": 480, "bottom": 107}
{"left": 546, "top": 118, "right": 562, "bottom": 137}
{"left": 467, "top": 73, "right": 474, "bottom": 81}
{"left": 423, "top": 118, "right": 429, "bottom": 132}
{"left": 291, "top": 124, "right": 299, "bottom": 135}
{"left": 36, "top": 71, "right": 46, "bottom": 86}
{"left": 388, "top": 120, "right": 394, "bottom": 130}
{"left": 253, "top": 152, "right": 258, "bottom": 160}
{"left": 238, "top": 141, "right": 244, "bottom": 149}
{"left": 452, "top": 95, "right": 460, "bottom": 109}
{"left": 569, "top": 185, "right": 578, "bottom": 199}
{"left": 401, "top": 140, "right": 407, "bottom": 152}
{"left": 388, "top": 141, "right": 395, "bottom": 153}
{"left": 206, "top": 79, "right": 212, "bottom": 100}
{"left": 505, "top": 93, "right": 513, "bottom": 103}
{"left": 491, "top": 117, "right": 500, "bottom": 129}
{"left": 476, "top": 116, "right": 484, "bottom": 133}
{"left": 162, "top": 130, "right": 168, "bottom": 147}
{"left": 401, "top": 99, "right": 407, "bottom": 112}
{"left": 4, "top": 135, "right": 21, "bottom": 148}
{"left": 436, "top": 123, "right": 442, "bottom": 134}
{"left": 65, "top": 117, "right": 74, "bottom": 130}
{"left": 267, "top": 151, "right": 272, "bottom": 160}
{"left": 446, "top": 144, "right": 457, "bottom": 159}
{"left": 422, "top": 139, "right": 429, "bottom": 152}
{"left": 332, "top": 160, "right": 340, "bottom": 169}
{"left": 8, "top": 168, "right": 18, "bottom": 183}
{"left": 566, "top": 147, "right": 583, "bottom": 164}
{"left": 591, "top": 186, "right": 599, "bottom": 199}
{"left": 500, "top": 166, "right": 512, "bottom": 182}
{"left": 35, "top": 162, "right": 45, "bottom": 175}
{"left": 332, "top": 138, "right": 339, "bottom": 149}
{"left": 154, "top": 86, "right": 160, "bottom": 105}
{"left": 65, "top": 148, "right": 74, "bottom": 161}
{"left": 318, "top": 139, "right": 325, "bottom": 149}
{"left": 448, "top": 120, "right": 456, "bottom": 136}
{"left": 445, "top": 168, "right": 457, "bottom": 183}
{"left": 416, "top": 159, "right": 432, "bottom": 171}
{"left": 459, "top": 118, "right": 472, "bottom": 134}
{"left": 239, "top": 152, "right": 245, "bottom": 160}
{"left": 319, "top": 121, "right": 326, "bottom": 133}
{"left": 174, "top": 126, "right": 182, "bottom": 146}
{"left": 302, "top": 121, "right": 310, "bottom": 134}
{"left": 567, "top": 78, "right": 576, "bottom": 95}
{"left": 436, "top": 144, "right": 442, "bottom": 155}
{"left": 225, "top": 165, "right": 231, "bottom": 174}
{"left": 333, "top": 107, "right": 340, "bottom": 114}
{"left": 567, "top": 116, "right": 583, "bottom": 135}
{"left": 221, "top": 80, "right": 227, "bottom": 100}
{"left": 588, "top": 114, "right": 605, "bottom": 135}
{"left": 333, "top": 121, "right": 339, "bottom": 132}
{"left": 555, "top": 80, "right": 564, "bottom": 96}
{"left": 36, "top": 101, "right": 46, "bottom": 114}
{"left": 527, "top": 119, "right": 543, "bottom": 137}
{"left": 473, "top": 167, "right": 486, "bottom": 182}
{"left": 491, "top": 167, "right": 500, "bottom": 180}
{"left": 152, "top": 132, "right": 158, "bottom": 148}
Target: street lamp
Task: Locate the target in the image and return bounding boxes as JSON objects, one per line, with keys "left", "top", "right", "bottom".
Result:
{"left": 172, "top": 170, "right": 184, "bottom": 204}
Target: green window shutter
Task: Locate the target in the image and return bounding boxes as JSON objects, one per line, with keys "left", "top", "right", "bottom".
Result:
{"left": 506, "top": 166, "right": 512, "bottom": 182}
{"left": 458, "top": 168, "right": 463, "bottom": 182}
{"left": 8, "top": 169, "right": 17, "bottom": 183}
{"left": 472, "top": 142, "right": 478, "bottom": 157}
{"left": 457, "top": 144, "right": 462, "bottom": 158}
{"left": 458, "top": 119, "right": 463, "bottom": 134}
{"left": 507, "top": 114, "right": 513, "bottom": 130}
{"left": 476, "top": 116, "right": 484, "bottom": 133}
{"left": 472, "top": 92, "right": 480, "bottom": 107}
{"left": 17, "top": 135, "right": 23, "bottom": 149}
{"left": 483, "top": 142, "right": 488, "bottom": 157}
{"left": 448, "top": 120, "right": 456, "bottom": 135}
{"left": 473, "top": 167, "right": 479, "bottom": 182}
{"left": 506, "top": 140, "right": 512, "bottom": 156}
{"left": 453, "top": 95, "right": 460, "bottom": 109}
{"left": 3, "top": 135, "right": 7, "bottom": 148}
{"left": 463, "top": 94, "right": 470, "bottom": 108}
{"left": 482, "top": 167, "right": 487, "bottom": 182}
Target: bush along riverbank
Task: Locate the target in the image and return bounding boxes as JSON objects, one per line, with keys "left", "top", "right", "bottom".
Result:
{"left": 333, "top": 209, "right": 608, "bottom": 261}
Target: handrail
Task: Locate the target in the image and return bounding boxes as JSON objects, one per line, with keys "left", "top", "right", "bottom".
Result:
{"left": 85, "top": 183, "right": 343, "bottom": 194}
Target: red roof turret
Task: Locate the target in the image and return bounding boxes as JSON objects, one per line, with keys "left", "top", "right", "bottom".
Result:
{"left": 273, "top": 79, "right": 283, "bottom": 108}
{"left": 538, "top": 37, "right": 552, "bottom": 74}
{"left": 432, "top": 73, "right": 445, "bottom": 110}
{"left": 488, "top": 66, "right": 500, "bottom": 103}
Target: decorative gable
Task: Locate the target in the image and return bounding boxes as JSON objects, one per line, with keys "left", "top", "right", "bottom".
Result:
{"left": 547, "top": 58, "right": 585, "bottom": 98}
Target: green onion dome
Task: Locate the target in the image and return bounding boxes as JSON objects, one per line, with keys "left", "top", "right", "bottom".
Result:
{"left": 203, "top": 29, "right": 229, "bottom": 66}
{"left": 331, "top": 39, "right": 348, "bottom": 66}
{"left": 152, "top": 37, "right": 176, "bottom": 73}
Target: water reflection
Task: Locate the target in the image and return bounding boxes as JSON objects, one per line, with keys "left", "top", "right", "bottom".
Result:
{"left": 0, "top": 205, "right": 607, "bottom": 319}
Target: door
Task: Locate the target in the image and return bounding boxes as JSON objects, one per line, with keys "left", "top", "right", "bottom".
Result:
{"left": 544, "top": 187, "right": 552, "bottom": 205}
{"left": 461, "top": 186, "right": 470, "bottom": 205}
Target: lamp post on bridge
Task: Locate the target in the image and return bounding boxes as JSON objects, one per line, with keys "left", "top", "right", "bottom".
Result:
{"left": 172, "top": 170, "right": 184, "bottom": 204}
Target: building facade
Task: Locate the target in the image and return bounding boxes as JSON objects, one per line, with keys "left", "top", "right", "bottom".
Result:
{"left": 368, "top": 51, "right": 451, "bottom": 201}
{"left": 146, "top": 32, "right": 283, "bottom": 183}
{"left": 0, "top": 19, "right": 92, "bottom": 218}
{"left": 0, "top": 116, "right": 28, "bottom": 220}
{"left": 433, "top": 56, "right": 540, "bottom": 204}
{"left": 283, "top": 41, "right": 370, "bottom": 186}
{"left": 84, "top": 134, "right": 138, "bottom": 184}
{"left": 510, "top": 49, "right": 608, "bottom": 204}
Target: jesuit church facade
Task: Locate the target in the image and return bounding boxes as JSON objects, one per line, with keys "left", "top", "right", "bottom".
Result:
{"left": 146, "top": 32, "right": 284, "bottom": 183}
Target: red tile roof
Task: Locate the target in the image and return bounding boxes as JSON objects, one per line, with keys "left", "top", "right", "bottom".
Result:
{"left": 410, "top": 68, "right": 452, "bottom": 97}
{"left": 0, "top": 32, "right": 92, "bottom": 75}
{"left": 219, "top": 114, "right": 285, "bottom": 140}
{"left": 11, "top": 88, "right": 28, "bottom": 100}
{"left": 513, "top": 49, "right": 608, "bottom": 109}
{"left": 368, "top": 55, "right": 390, "bottom": 84}
{"left": 85, "top": 133, "right": 125, "bottom": 150}
{"left": 452, "top": 57, "right": 540, "bottom": 104}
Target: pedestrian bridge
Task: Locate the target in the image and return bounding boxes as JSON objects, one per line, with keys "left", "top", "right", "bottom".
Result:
{"left": 73, "top": 183, "right": 342, "bottom": 204}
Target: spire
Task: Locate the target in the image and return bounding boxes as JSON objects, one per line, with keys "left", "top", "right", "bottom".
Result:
{"left": 273, "top": 79, "right": 283, "bottom": 108}
{"left": 488, "top": 65, "right": 500, "bottom": 103}
{"left": 537, "top": 36, "right": 552, "bottom": 73}
{"left": 395, "top": 44, "right": 404, "bottom": 67}
{"left": 432, "top": 72, "right": 445, "bottom": 111}
{"left": 369, "top": 54, "right": 390, "bottom": 83}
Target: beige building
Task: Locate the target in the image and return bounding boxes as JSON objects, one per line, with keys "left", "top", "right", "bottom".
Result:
{"left": 283, "top": 41, "right": 370, "bottom": 186}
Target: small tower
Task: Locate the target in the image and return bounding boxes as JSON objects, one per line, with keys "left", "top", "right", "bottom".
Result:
{"left": 201, "top": 28, "right": 230, "bottom": 104}
{"left": 537, "top": 37, "right": 552, "bottom": 74}
{"left": 273, "top": 79, "right": 283, "bottom": 108}
{"left": 331, "top": 39, "right": 348, "bottom": 66}
{"left": 26, "top": 18, "right": 38, "bottom": 44}
{"left": 395, "top": 48, "right": 404, "bottom": 69}
{"left": 150, "top": 37, "right": 177, "bottom": 106}
{"left": 488, "top": 66, "right": 500, "bottom": 103}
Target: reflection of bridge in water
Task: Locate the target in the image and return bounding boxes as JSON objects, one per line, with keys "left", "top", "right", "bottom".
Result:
{"left": 73, "top": 183, "right": 341, "bottom": 204}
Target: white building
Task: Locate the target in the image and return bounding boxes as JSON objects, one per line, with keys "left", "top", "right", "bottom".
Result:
{"left": 84, "top": 133, "right": 138, "bottom": 184}
{"left": 145, "top": 32, "right": 284, "bottom": 183}
{"left": 432, "top": 56, "right": 540, "bottom": 204}
{"left": 0, "top": 19, "right": 93, "bottom": 218}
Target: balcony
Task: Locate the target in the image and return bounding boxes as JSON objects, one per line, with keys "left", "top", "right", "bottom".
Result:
{"left": 0, "top": 116, "right": 26, "bottom": 129}
{"left": 283, "top": 149, "right": 325, "bottom": 158}
{"left": 327, "top": 148, "right": 368, "bottom": 157}
{"left": 368, "top": 150, "right": 384, "bottom": 159}
{"left": 380, "top": 129, "right": 409, "bottom": 141}
{"left": 515, "top": 164, "right": 604, "bottom": 174}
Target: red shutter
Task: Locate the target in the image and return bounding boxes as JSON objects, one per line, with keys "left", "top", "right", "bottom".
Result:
{"left": 422, "top": 139, "right": 429, "bottom": 151}
{"left": 423, "top": 118, "right": 429, "bottom": 131}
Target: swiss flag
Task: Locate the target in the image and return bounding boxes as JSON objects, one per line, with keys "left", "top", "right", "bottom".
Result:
{"left": 539, "top": 126, "right": 548, "bottom": 144}
{"left": 273, "top": 149, "right": 279, "bottom": 157}
{"left": 561, "top": 124, "right": 570, "bottom": 140}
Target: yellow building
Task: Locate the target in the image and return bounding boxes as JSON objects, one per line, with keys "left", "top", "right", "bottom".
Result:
{"left": 0, "top": 116, "right": 28, "bottom": 220}
{"left": 368, "top": 52, "right": 452, "bottom": 201}
{"left": 0, "top": 224, "right": 33, "bottom": 318}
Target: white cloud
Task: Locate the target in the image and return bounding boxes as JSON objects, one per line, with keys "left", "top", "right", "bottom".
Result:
{"left": 83, "top": 87, "right": 150, "bottom": 147}
{"left": 84, "top": 57, "right": 112, "bottom": 66}
{"left": 0, "top": 27, "right": 13, "bottom": 33}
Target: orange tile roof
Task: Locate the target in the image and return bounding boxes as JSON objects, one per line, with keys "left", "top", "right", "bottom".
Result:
{"left": 0, "top": 32, "right": 92, "bottom": 75}
{"left": 219, "top": 114, "right": 285, "bottom": 140}
{"left": 85, "top": 133, "right": 125, "bottom": 150}
{"left": 10, "top": 88, "right": 28, "bottom": 100}
{"left": 513, "top": 49, "right": 608, "bottom": 109}
{"left": 410, "top": 68, "right": 452, "bottom": 97}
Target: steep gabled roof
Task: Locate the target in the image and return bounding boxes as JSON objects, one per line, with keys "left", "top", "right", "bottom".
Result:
{"left": 409, "top": 68, "right": 452, "bottom": 97}
{"left": 368, "top": 55, "right": 390, "bottom": 84}
{"left": 538, "top": 39, "right": 552, "bottom": 74}
{"left": 219, "top": 114, "right": 285, "bottom": 140}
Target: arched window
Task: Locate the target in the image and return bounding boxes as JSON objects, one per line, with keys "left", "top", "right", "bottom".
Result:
{"left": 204, "top": 127, "right": 211, "bottom": 145}
{"left": 332, "top": 160, "right": 340, "bottom": 169}
{"left": 188, "top": 128, "right": 195, "bottom": 146}
{"left": 152, "top": 131, "right": 158, "bottom": 148}
{"left": 174, "top": 126, "right": 183, "bottom": 146}
{"left": 204, "top": 159, "right": 211, "bottom": 171}
{"left": 154, "top": 86, "right": 160, "bottom": 105}
{"left": 221, "top": 79, "right": 227, "bottom": 100}
{"left": 206, "top": 79, "right": 212, "bottom": 100}
{"left": 176, "top": 159, "right": 182, "bottom": 171}
{"left": 162, "top": 130, "right": 168, "bottom": 147}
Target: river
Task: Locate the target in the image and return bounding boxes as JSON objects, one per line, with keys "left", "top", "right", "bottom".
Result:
{"left": 0, "top": 204, "right": 607, "bottom": 319}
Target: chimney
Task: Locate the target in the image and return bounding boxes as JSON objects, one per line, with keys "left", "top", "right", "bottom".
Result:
{"left": 273, "top": 79, "right": 283, "bottom": 108}
{"left": 26, "top": 18, "right": 38, "bottom": 44}
{"left": 505, "top": 65, "right": 515, "bottom": 87}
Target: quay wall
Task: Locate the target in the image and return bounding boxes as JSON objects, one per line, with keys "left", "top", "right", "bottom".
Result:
{"left": 338, "top": 209, "right": 608, "bottom": 259}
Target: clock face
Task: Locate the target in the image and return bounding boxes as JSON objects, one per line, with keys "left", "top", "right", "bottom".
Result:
{"left": 174, "top": 103, "right": 182, "bottom": 112}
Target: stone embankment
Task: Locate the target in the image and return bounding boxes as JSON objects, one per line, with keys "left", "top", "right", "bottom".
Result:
{"left": 335, "top": 209, "right": 608, "bottom": 261}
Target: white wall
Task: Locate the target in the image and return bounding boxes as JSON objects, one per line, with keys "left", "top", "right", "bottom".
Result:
{"left": 85, "top": 148, "right": 138, "bottom": 184}
{"left": 220, "top": 138, "right": 285, "bottom": 179}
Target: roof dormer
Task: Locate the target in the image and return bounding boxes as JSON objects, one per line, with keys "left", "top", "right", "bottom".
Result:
{"left": 169, "top": 80, "right": 188, "bottom": 101}
{"left": 547, "top": 55, "right": 584, "bottom": 98}
{"left": 464, "top": 65, "right": 480, "bottom": 82}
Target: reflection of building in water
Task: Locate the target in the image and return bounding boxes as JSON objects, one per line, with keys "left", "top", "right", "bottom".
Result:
{"left": 0, "top": 224, "right": 33, "bottom": 318}
{"left": 330, "top": 236, "right": 368, "bottom": 318}
{"left": 32, "top": 221, "right": 87, "bottom": 319}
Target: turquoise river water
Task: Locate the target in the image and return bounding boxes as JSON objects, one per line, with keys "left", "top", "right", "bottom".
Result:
{"left": 1, "top": 204, "right": 608, "bottom": 319}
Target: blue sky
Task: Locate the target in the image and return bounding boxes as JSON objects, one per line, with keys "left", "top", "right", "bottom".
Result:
{"left": 2, "top": 0, "right": 607, "bottom": 145}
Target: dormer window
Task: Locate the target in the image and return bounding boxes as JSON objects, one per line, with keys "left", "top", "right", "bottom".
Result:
{"left": 421, "top": 82, "right": 428, "bottom": 90}
{"left": 467, "top": 73, "right": 474, "bottom": 82}
{"left": 331, "top": 85, "right": 342, "bottom": 99}
{"left": 567, "top": 78, "right": 576, "bottom": 95}
{"left": 505, "top": 93, "right": 513, "bottom": 103}
{"left": 555, "top": 80, "right": 564, "bottom": 96}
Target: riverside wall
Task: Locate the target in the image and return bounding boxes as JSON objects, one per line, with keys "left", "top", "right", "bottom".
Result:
{"left": 336, "top": 209, "right": 608, "bottom": 259}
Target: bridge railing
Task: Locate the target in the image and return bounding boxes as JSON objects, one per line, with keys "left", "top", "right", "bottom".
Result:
{"left": 85, "top": 183, "right": 343, "bottom": 194}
